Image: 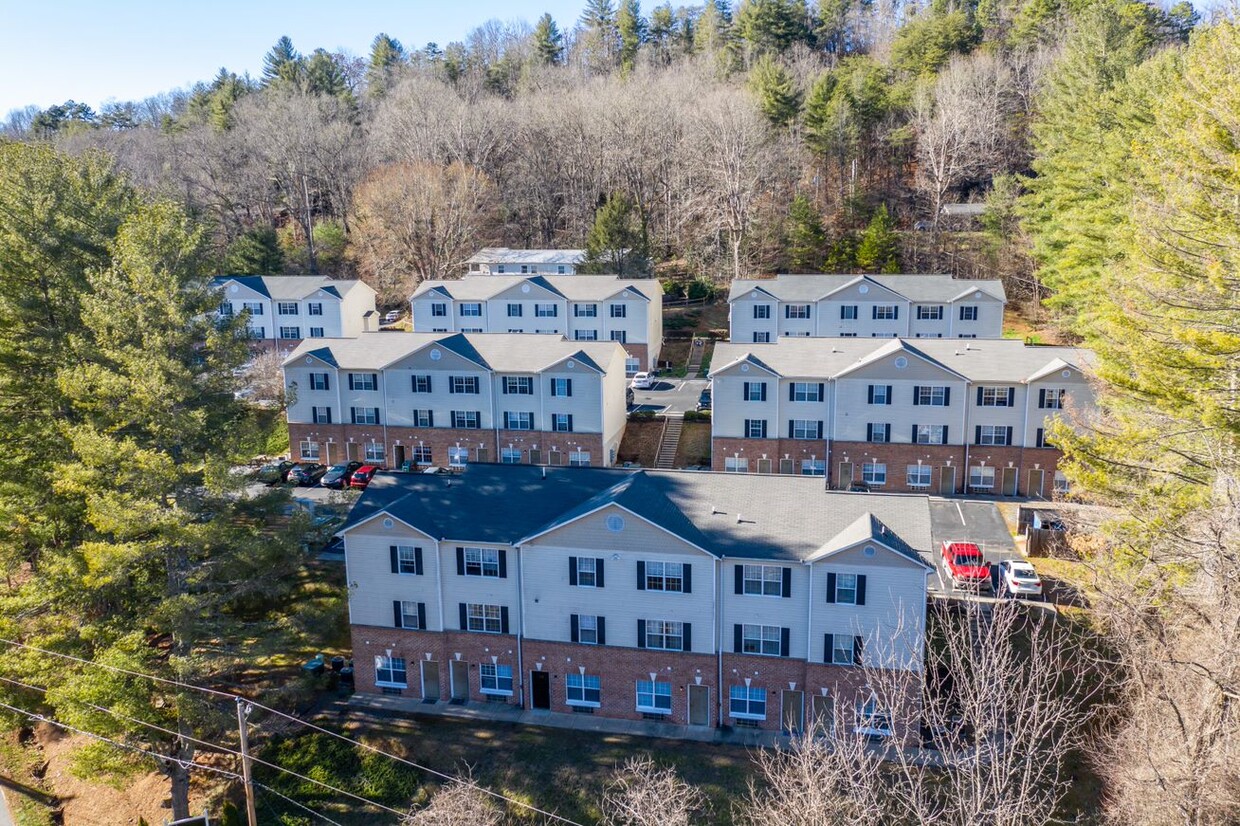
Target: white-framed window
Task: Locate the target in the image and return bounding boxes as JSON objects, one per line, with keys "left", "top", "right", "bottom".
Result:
{"left": 309, "top": 327, "right": 324, "bottom": 338}
{"left": 507, "top": 303, "right": 523, "bottom": 317}
{"left": 636, "top": 680, "right": 672, "bottom": 714}
{"left": 501, "top": 447, "right": 522, "bottom": 463}
{"left": 979, "top": 387, "right": 1013, "bottom": 407}
{"left": 611, "top": 304, "right": 627, "bottom": 318}
{"left": 312, "top": 407, "right": 332, "bottom": 424}
{"left": 610, "top": 330, "right": 627, "bottom": 343}
{"left": 791, "top": 419, "right": 822, "bottom": 440}
{"left": 862, "top": 462, "right": 887, "bottom": 486}
{"left": 834, "top": 573, "right": 858, "bottom": 605}
{"left": 977, "top": 425, "right": 1011, "bottom": 446}
{"left": 503, "top": 411, "right": 534, "bottom": 430}
{"left": 801, "top": 458, "right": 825, "bottom": 476}
{"left": 411, "top": 445, "right": 432, "bottom": 464}
{"left": 915, "top": 424, "right": 948, "bottom": 444}
{"left": 350, "top": 373, "right": 378, "bottom": 391}
{"left": 365, "top": 441, "right": 385, "bottom": 462}
{"left": 299, "top": 440, "right": 320, "bottom": 461}
{"left": 625, "top": 357, "right": 640, "bottom": 375}
{"left": 551, "top": 378, "right": 572, "bottom": 397}
{"left": 551, "top": 413, "right": 573, "bottom": 432}
{"left": 831, "top": 634, "right": 855, "bottom": 665}
{"left": 536, "top": 329, "right": 558, "bottom": 334}
{"left": 574, "top": 304, "right": 598, "bottom": 317}
{"left": 497, "top": 265, "right": 506, "bottom": 273}
{"left": 399, "top": 600, "right": 421, "bottom": 629}
{"left": 1041, "top": 388, "right": 1066, "bottom": 409}
{"left": 873, "top": 305, "right": 898, "bottom": 320}
{"left": 729, "top": 685, "right": 766, "bottom": 720}
{"left": 396, "top": 546, "right": 419, "bottom": 574}
{"left": 568, "top": 451, "right": 590, "bottom": 467}
{"left": 566, "top": 673, "right": 601, "bottom": 706}
{"left": 916, "top": 305, "right": 944, "bottom": 320}
{"left": 218, "top": 302, "right": 234, "bottom": 317}
{"left": 785, "top": 304, "right": 811, "bottom": 319}
{"left": 307, "top": 302, "right": 323, "bottom": 316}
{"left": 574, "top": 330, "right": 599, "bottom": 341}
{"left": 1053, "top": 471, "right": 1070, "bottom": 494}
{"left": 467, "top": 603, "right": 503, "bottom": 633}
{"left": 840, "top": 305, "right": 858, "bottom": 320}
{"left": 242, "top": 301, "right": 264, "bottom": 316}
{"left": 969, "top": 465, "right": 996, "bottom": 489}
{"left": 535, "top": 303, "right": 558, "bottom": 317}
{"left": 480, "top": 663, "right": 513, "bottom": 695}
{"left": 959, "top": 305, "right": 979, "bottom": 321}
{"left": 855, "top": 698, "right": 893, "bottom": 738}
{"left": 724, "top": 456, "right": 749, "bottom": 473}
{"left": 742, "top": 624, "right": 782, "bottom": 656}
{"left": 451, "top": 411, "right": 480, "bottom": 429}
{"left": 431, "top": 303, "right": 447, "bottom": 317}
{"left": 644, "top": 619, "right": 684, "bottom": 651}
{"left": 410, "top": 375, "right": 432, "bottom": 393}
{"left": 351, "top": 407, "right": 379, "bottom": 425}
{"left": 915, "top": 386, "right": 949, "bottom": 406}
{"left": 745, "top": 419, "right": 768, "bottom": 438}
{"left": 753, "top": 332, "right": 771, "bottom": 343}
{"left": 413, "top": 409, "right": 433, "bottom": 428}
{"left": 464, "top": 548, "right": 500, "bottom": 577}
{"left": 743, "top": 564, "right": 784, "bottom": 596}
{"left": 576, "top": 557, "right": 598, "bottom": 587}
{"left": 753, "top": 304, "right": 771, "bottom": 319}
{"left": 277, "top": 301, "right": 299, "bottom": 315}
{"left": 459, "top": 303, "right": 482, "bottom": 317}
{"left": 866, "top": 423, "right": 890, "bottom": 443}
{"left": 577, "top": 614, "right": 600, "bottom": 644}
{"left": 907, "top": 464, "right": 932, "bottom": 488}
{"left": 279, "top": 326, "right": 301, "bottom": 340}
{"left": 869, "top": 384, "right": 890, "bottom": 405}
{"left": 743, "top": 381, "right": 767, "bottom": 401}
{"left": 448, "top": 446, "right": 468, "bottom": 468}
{"left": 791, "top": 382, "right": 822, "bottom": 402}
{"left": 375, "top": 655, "right": 407, "bottom": 687}
{"left": 449, "top": 376, "right": 479, "bottom": 394}
{"left": 839, "top": 331, "right": 857, "bottom": 337}
{"left": 644, "top": 561, "right": 684, "bottom": 592}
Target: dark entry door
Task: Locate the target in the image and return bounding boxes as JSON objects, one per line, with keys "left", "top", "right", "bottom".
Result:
{"left": 531, "top": 671, "right": 551, "bottom": 710}
{"left": 393, "top": 444, "right": 406, "bottom": 467}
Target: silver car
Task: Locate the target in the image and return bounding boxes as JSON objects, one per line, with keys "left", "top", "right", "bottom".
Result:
{"left": 996, "top": 559, "right": 1043, "bottom": 598}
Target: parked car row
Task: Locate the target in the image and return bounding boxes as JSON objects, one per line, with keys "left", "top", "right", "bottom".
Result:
{"left": 939, "top": 540, "right": 1043, "bottom": 599}
{"left": 252, "top": 459, "right": 386, "bottom": 490}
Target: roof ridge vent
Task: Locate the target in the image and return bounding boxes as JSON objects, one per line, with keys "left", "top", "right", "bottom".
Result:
{"left": 711, "top": 504, "right": 724, "bottom": 515}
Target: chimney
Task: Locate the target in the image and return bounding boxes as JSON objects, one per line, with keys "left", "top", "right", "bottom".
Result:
{"left": 362, "top": 310, "right": 377, "bottom": 333}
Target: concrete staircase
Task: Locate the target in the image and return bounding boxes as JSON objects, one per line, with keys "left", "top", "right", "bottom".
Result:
{"left": 654, "top": 416, "right": 684, "bottom": 469}
{"left": 685, "top": 336, "right": 707, "bottom": 377}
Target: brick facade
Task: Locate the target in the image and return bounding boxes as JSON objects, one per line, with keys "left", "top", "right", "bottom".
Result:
{"left": 711, "top": 436, "right": 1063, "bottom": 496}
{"left": 352, "top": 625, "right": 521, "bottom": 708}
{"left": 289, "top": 424, "right": 607, "bottom": 468}
{"left": 622, "top": 343, "right": 649, "bottom": 372}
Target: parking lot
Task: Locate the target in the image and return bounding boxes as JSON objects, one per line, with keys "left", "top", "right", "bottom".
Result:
{"left": 927, "top": 498, "right": 1019, "bottom": 596}
{"left": 629, "top": 377, "right": 709, "bottom": 416}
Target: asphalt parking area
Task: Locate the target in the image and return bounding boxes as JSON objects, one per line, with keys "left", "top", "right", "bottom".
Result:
{"left": 928, "top": 498, "right": 1018, "bottom": 595}
{"left": 630, "top": 378, "right": 709, "bottom": 416}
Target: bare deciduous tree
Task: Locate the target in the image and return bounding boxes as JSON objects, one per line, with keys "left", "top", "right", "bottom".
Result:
{"left": 740, "top": 732, "right": 891, "bottom": 825}
{"left": 404, "top": 779, "right": 507, "bottom": 826}
{"left": 599, "top": 756, "right": 709, "bottom": 826}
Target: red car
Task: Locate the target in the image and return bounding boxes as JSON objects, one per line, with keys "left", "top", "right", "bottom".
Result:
{"left": 941, "top": 541, "right": 991, "bottom": 591}
{"left": 349, "top": 465, "right": 383, "bottom": 489}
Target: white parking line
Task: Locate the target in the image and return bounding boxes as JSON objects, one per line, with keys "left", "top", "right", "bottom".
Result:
{"left": 955, "top": 501, "right": 966, "bottom": 525}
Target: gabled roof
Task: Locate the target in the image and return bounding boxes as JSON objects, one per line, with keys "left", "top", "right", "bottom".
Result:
{"left": 818, "top": 274, "right": 908, "bottom": 303}
{"left": 806, "top": 513, "right": 932, "bottom": 569}
{"left": 832, "top": 339, "right": 970, "bottom": 382}
{"left": 213, "top": 275, "right": 371, "bottom": 300}
{"left": 410, "top": 274, "right": 658, "bottom": 303}
{"left": 1025, "top": 357, "right": 1083, "bottom": 383}
{"left": 465, "top": 248, "right": 585, "bottom": 266}
{"left": 709, "top": 352, "right": 781, "bottom": 378}
{"left": 727, "top": 274, "right": 1006, "bottom": 304}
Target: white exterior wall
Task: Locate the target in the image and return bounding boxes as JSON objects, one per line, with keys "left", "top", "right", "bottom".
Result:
{"left": 411, "top": 294, "right": 455, "bottom": 332}
{"left": 383, "top": 347, "right": 495, "bottom": 429}
{"left": 219, "top": 282, "right": 274, "bottom": 340}
{"left": 720, "top": 560, "right": 812, "bottom": 659}
{"left": 346, "top": 518, "right": 444, "bottom": 629}
{"left": 284, "top": 356, "right": 340, "bottom": 423}
{"left": 541, "top": 359, "right": 605, "bottom": 435}
{"left": 337, "top": 285, "right": 378, "bottom": 337}
{"left": 728, "top": 295, "right": 778, "bottom": 344}
{"left": 949, "top": 293, "right": 1005, "bottom": 338}
{"left": 439, "top": 541, "right": 523, "bottom": 632}
{"left": 1022, "top": 369, "right": 1095, "bottom": 446}
{"left": 834, "top": 355, "right": 968, "bottom": 444}
{"left": 599, "top": 349, "right": 629, "bottom": 463}
{"left": 710, "top": 368, "right": 782, "bottom": 439}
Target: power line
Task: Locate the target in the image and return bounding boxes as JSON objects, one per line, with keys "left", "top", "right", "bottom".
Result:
{"left": 254, "top": 782, "right": 347, "bottom": 826}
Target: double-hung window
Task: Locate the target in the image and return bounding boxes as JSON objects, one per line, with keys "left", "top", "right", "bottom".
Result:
{"left": 862, "top": 462, "right": 887, "bottom": 486}
{"left": 745, "top": 419, "right": 768, "bottom": 439}
{"left": 574, "top": 304, "right": 597, "bottom": 317}
{"left": 907, "top": 465, "right": 932, "bottom": 488}
{"left": 576, "top": 557, "right": 598, "bottom": 587}
{"left": 449, "top": 376, "right": 479, "bottom": 394}
{"left": 785, "top": 304, "right": 811, "bottom": 319}
{"left": 502, "top": 376, "right": 533, "bottom": 395}
{"left": 970, "top": 465, "right": 996, "bottom": 489}
{"left": 411, "top": 375, "right": 432, "bottom": 393}
{"left": 576, "top": 614, "right": 600, "bottom": 644}
{"left": 977, "top": 425, "right": 1012, "bottom": 446}
{"left": 753, "top": 304, "right": 771, "bottom": 319}
{"left": 644, "top": 620, "right": 684, "bottom": 651}
{"left": 840, "top": 305, "right": 858, "bottom": 320}
{"left": 566, "top": 673, "right": 601, "bottom": 706}
{"left": 834, "top": 573, "right": 858, "bottom": 604}
{"left": 500, "top": 447, "right": 522, "bottom": 464}
{"left": 351, "top": 407, "right": 379, "bottom": 425}
{"left": 466, "top": 603, "right": 504, "bottom": 633}
{"left": 277, "top": 302, "right": 298, "bottom": 315}
{"left": 742, "top": 624, "right": 783, "bottom": 656}
{"left": 431, "top": 303, "right": 447, "bottom": 317}
{"left": 551, "top": 413, "right": 573, "bottom": 432}
{"left": 551, "top": 378, "right": 572, "bottom": 397}
{"left": 568, "top": 450, "right": 591, "bottom": 467}
{"left": 753, "top": 332, "right": 771, "bottom": 343}
{"left": 218, "top": 302, "right": 234, "bottom": 317}
{"left": 309, "top": 372, "right": 330, "bottom": 391}
{"left": 868, "top": 384, "right": 892, "bottom": 405}
{"left": 459, "top": 303, "right": 482, "bottom": 317}
{"left": 802, "top": 458, "right": 825, "bottom": 475}
{"left": 299, "top": 441, "right": 320, "bottom": 461}
{"left": 1040, "top": 388, "right": 1066, "bottom": 409}
{"left": 610, "top": 330, "right": 627, "bottom": 343}
{"left": 724, "top": 456, "right": 749, "bottom": 473}
{"left": 914, "top": 424, "right": 948, "bottom": 444}
{"left": 309, "top": 327, "right": 324, "bottom": 338}
{"left": 395, "top": 546, "right": 420, "bottom": 574}
{"left": 312, "top": 407, "right": 332, "bottom": 424}
{"left": 535, "top": 303, "right": 558, "bottom": 317}
{"left": 464, "top": 548, "right": 500, "bottom": 577}
{"left": 574, "top": 330, "right": 599, "bottom": 341}
{"left": 914, "top": 386, "right": 949, "bottom": 406}
{"left": 503, "top": 411, "right": 534, "bottom": 430}
{"left": 479, "top": 664, "right": 513, "bottom": 695}
{"left": 242, "top": 301, "right": 264, "bottom": 316}
{"left": 398, "top": 600, "right": 422, "bottom": 629}
{"left": 729, "top": 686, "right": 767, "bottom": 720}
{"left": 411, "top": 445, "right": 432, "bottom": 464}
{"left": 507, "top": 303, "right": 523, "bottom": 317}
{"left": 636, "top": 681, "right": 672, "bottom": 714}
{"left": 412, "top": 409, "right": 433, "bottom": 427}
{"left": 831, "top": 635, "right": 855, "bottom": 665}
{"left": 873, "top": 305, "right": 898, "bottom": 320}
{"left": 365, "top": 441, "right": 385, "bottom": 462}
{"left": 644, "top": 561, "right": 684, "bottom": 592}
{"left": 916, "top": 305, "right": 944, "bottom": 320}
{"left": 743, "top": 382, "right": 767, "bottom": 402}
{"left": 866, "top": 423, "right": 891, "bottom": 443}
{"left": 791, "top": 419, "right": 822, "bottom": 440}
{"left": 349, "top": 373, "right": 378, "bottom": 391}
{"left": 856, "top": 698, "right": 893, "bottom": 738}
{"left": 610, "top": 304, "right": 627, "bottom": 318}
{"left": 451, "top": 410, "right": 480, "bottom": 429}
{"left": 279, "top": 326, "right": 301, "bottom": 340}
{"left": 448, "top": 446, "right": 468, "bottom": 468}
{"left": 307, "top": 302, "right": 323, "bottom": 316}
{"left": 743, "top": 564, "right": 785, "bottom": 596}
{"left": 959, "top": 305, "right": 979, "bottom": 321}
{"left": 791, "top": 382, "right": 823, "bottom": 402}
{"left": 979, "top": 387, "right": 1015, "bottom": 407}
{"left": 375, "top": 656, "right": 407, "bottom": 687}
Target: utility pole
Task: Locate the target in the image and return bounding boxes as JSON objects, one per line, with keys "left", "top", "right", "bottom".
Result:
{"left": 235, "top": 698, "right": 258, "bottom": 826}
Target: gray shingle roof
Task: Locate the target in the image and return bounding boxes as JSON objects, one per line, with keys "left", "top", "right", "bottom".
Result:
{"left": 465, "top": 248, "right": 585, "bottom": 265}
{"left": 341, "top": 464, "right": 935, "bottom": 564}
{"left": 214, "top": 275, "right": 371, "bottom": 300}
{"left": 280, "top": 332, "right": 619, "bottom": 373}
{"left": 410, "top": 274, "right": 657, "bottom": 302}
{"left": 728, "top": 274, "right": 1006, "bottom": 303}
{"left": 712, "top": 338, "right": 1095, "bottom": 383}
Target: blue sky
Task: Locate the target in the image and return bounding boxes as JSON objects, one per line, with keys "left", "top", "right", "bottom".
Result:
{"left": 2, "top": 0, "right": 591, "bottom": 115}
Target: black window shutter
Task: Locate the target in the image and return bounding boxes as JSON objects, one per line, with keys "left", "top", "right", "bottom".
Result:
{"left": 913, "top": 386, "right": 921, "bottom": 406}
{"left": 886, "top": 386, "right": 893, "bottom": 405}
{"left": 389, "top": 546, "right": 398, "bottom": 574}
{"left": 1006, "top": 426, "right": 1013, "bottom": 445}
{"left": 867, "top": 385, "right": 874, "bottom": 404}
{"left": 567, "top": 414, "right": 573, "bottom": 432}
{"left": 350, "top": 408, "right": 358, "bottom": 424}
{"left": 348, "top": 374, "right": 356, "bottom": 390}
{"left": 456, "top": 547, "right": 465, "bottom": 575}
{"left": 596, "top": 559, "right": 605, "bottom": 588}
{"left": 324, "top": 374, "right": 330, "bottom": 390}
{"left": 943, "top": 426, "right": 949, "bottom": 443}
{"left": 824, "top": 633, "right": 834, "bottom": 663}
{"left": 853, "top": 636, "right": 864, "bottom": 666}
{"left": 570, "top": 614, "right": 579, "bottom": 643}
{"left": 637, "top": 619, "right": 647, "bottom": 648}
{"left": 569, "top": 556, "right": 578, "bottom": 586}
{"left": 743, "top": 381, "right": 750, "bottom": 398}
{"left": 682, "top": 623, "right": 692, "bottom": 651}
{"left": 871, "top": 306, "right": 878, "bottom": 319}
{"left": 1036, "top": 428, "right": 1044, "bottom": 448}
{"left": 975, "top": 425, "right": 982, "bottom": 445}
{"left": 566, "top": 379, "right": 572, "bottom": 397}
{"left": 884, "top": 424, "right": 892, "bottom": 441}
{"left": 449, "top": 378, "right": 456, "bottom": 394}
{"left": 825, "top": 572, "right": 837, "bottom": 603}
{"left": 373, "top": 408, "right": 381, "bottom": 424}
{"left": 912, "top": 424, "right": 919, "bottom": 444}
{"left": 682, "top": 564, "right": 692, "bottom": 593}
{"left": 735, "top": 566, "right": 744, "bottom": 594}
{"left": 857, "top": 575, "right": 867, "bottom": 606}
{"left": 944, "top": 387, "right": 951, "bottom": 406}
{"left": 789, "top": 383, "right": 796, "bottom": 402}
{"left": 1039, "top": 388, "right": 1046, "bottom": 408}
{"left": 893, "top": 306, "right": 899, "bottom": 320}
{"left": 426, "top": 376, "right": 432, "bottom": 393}
{"left": 500, "top": 606, "right": 510, "bottom": 634}
{"left": 780, "top": 628, "right": 791, "bottom": 658}
{"left": 818, "top": 382, "right": 825, "bottom": 401}
{"left": 789, "top": 420, "right": 795, "bottom": 439}
{"left": 1007, "top": 387, "right": 1016, "bottom": 407}
{"left": 782, "top": 567, "right": 792, "bottom": 598}
{"left": 760, "top": 383, "right": 767, "bottom": 401}
{"left": 427, "top": 410, "right": 433, "bottom": 427}
{"left": 459, "top": 603, "right": 467, "bottom": 630}
{"left": 977, "top": 387, "right": 984, "bottom": 405}
{"left": 417, "top": 603, "right": 426, "bottom": 630}
{"left": 393, "top": 600, "right": 402, "bottom": 628}
{"left": 733, "top": 624, "right": 743, "bottom": 653}
{"left": 636, "top": 560, "right": 646, "bottom": 590}
{"left": 597, "top": 617, "right": 606, "bottom": 644}
{"left": 866, "top": 423, "right": 873, "bottom": 441}
{"left": 498, "top": 550, "right": 508, "bottom": 578}
{"left": 816, "top": 421, "right": 823, "bottom": 440}
{"left": 415, "top": 548, "right": 423, "bottom": 575}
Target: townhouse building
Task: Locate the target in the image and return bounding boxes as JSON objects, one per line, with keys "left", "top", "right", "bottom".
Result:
{"left": 410, "top": 275, "right": 663, "bottom": 374}
{"left": 214, "top": 275, "right": 377, "bottom": 348}
{"left": 343, "top": 464, "right": 934, "bottom": 738}
{"left": 728, "top": 274, "right": 1006, "bottom": 342}
{"left": 710, "top": 338, "right": 1096, "bottom": 497}
{"left": 464, "top": 248, "right": 585, "bottom": 275}
{"left": 281, "top": 332, "right": 628, "bottom": 469}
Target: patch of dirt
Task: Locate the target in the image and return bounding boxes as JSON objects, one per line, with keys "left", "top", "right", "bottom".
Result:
{"left": 617, "top": 419, "right": 663, "bottom": 466}
{"left": 674, "top": 422, "right": 712, "bottom": 467}
{"left": 1004, "top": 302, "right": 1065, "bottom": 345}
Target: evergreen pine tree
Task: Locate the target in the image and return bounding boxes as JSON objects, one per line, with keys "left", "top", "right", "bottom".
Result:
{"left": 224, "top": 227, "right": 285, "bottom": 275}
{"left": 261, "top": 36, "right": 303, "bottom": 86}
{"left": 855, "top": 205, "right": 900, "bottom": 273}
{"left": 304, "top": 49, "right": 351, "bottom": 99}
{"left": 735, "top": 0, "right": 811, "bottom": 58}
{"left": 618, "top": 0, "right": 648, "bottom": 75}
{"left": 533, "top": 14, "right": 564, "bottom": 65}
{"left": 786, "top": 195, "right": 827, "bottom": 271}
{"left": 582, "top": 192, "right": 651, "bottom": 276}
{"left": 750, "top": 54, "right": 802, "bottom": 126}
{"left": 367, "top": 33, "right": 407, "bottom": 98}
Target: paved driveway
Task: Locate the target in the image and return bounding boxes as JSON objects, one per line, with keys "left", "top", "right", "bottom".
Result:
{"left": 928, "top": 498, "right": 1017, "bottom": 595}
{"left": 630, "top": 378, "right": 709, "bottom": 416}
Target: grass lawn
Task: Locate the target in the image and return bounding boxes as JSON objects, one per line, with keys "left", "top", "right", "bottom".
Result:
{"left": 674, "top": 422, "right": 712, "bottom": 467}
{"left": 0, "top": 730, "right": 58, "bottom": 826}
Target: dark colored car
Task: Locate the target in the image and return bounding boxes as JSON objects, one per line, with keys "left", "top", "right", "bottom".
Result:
{"left": 254, "top": 460, "right": 296, "bottom": 485}
{"left": 287, "top": 463, "right": 327, "bottom": 486}
{"left": 847, "top": 482, "right": 871, "bottom": 493}
{"left": 320, "top": 461, "right": 363, "bottom": 489}
{"left": 350, "top": 465, "right": 383, "bottom": 489}
{"left": 696, "top": 386, "right": 712, "bottom": 411}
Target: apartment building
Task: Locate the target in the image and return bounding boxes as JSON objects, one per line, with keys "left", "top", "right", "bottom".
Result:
{"left": 343, "top": 464, "right": 933, "bottom": 738}
{"left": 728, "top": 274, "right": 1006, "bottom": 342}
{"left": 410, "top": 275, "right": 662, "bottom": 373}
{"left": 281, "top": 332, "right": 628, "bottom": 469}
{"left": 214, "top": 275, "right": 377, "bottom": 348}
{"left": 709, "top": 338, "right": 1095, "bottom": 497}
{"left": 464, "top": 248, "right": 586, "bottom": 275}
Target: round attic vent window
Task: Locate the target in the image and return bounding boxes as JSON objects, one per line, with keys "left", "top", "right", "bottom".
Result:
{"left": 229, "top": 284, "right": 238, "bottom": 293}
{"left": 864, "top": 545, "right": 877, "bottom": 557}
{"left": 567, "top": 360, "right": 575, "bottom": 369}
{"left": 605, "top": 515, "right": 625, "bottom": 532}
{"left": 974, "top": 291, "right": 982, "bottom": 298}
{"left": 304, "top": 357, "right": 313, "bottom": 365}
{"left": 894, "top": 356, "right": 909, "bottom": 369}
{"left": 858, "top": 284, "right": 870, "bottom": 294}
{"left": 1062, "top": 369, "right": 1071, "bottom": 378}
{"left": 430, "top": 348, "right": 442, "bottom": 361}
{"left": 751, "top": 291, "right": 759, "bottom": 299}
{"left": 740, "top": 363, "right": 750, "bottom": 372}
{"left": 521, "top": 284, "right": 531, "bottom": 293}
{"left": 382, "top": 518, "right": 394, "bottom": 529}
